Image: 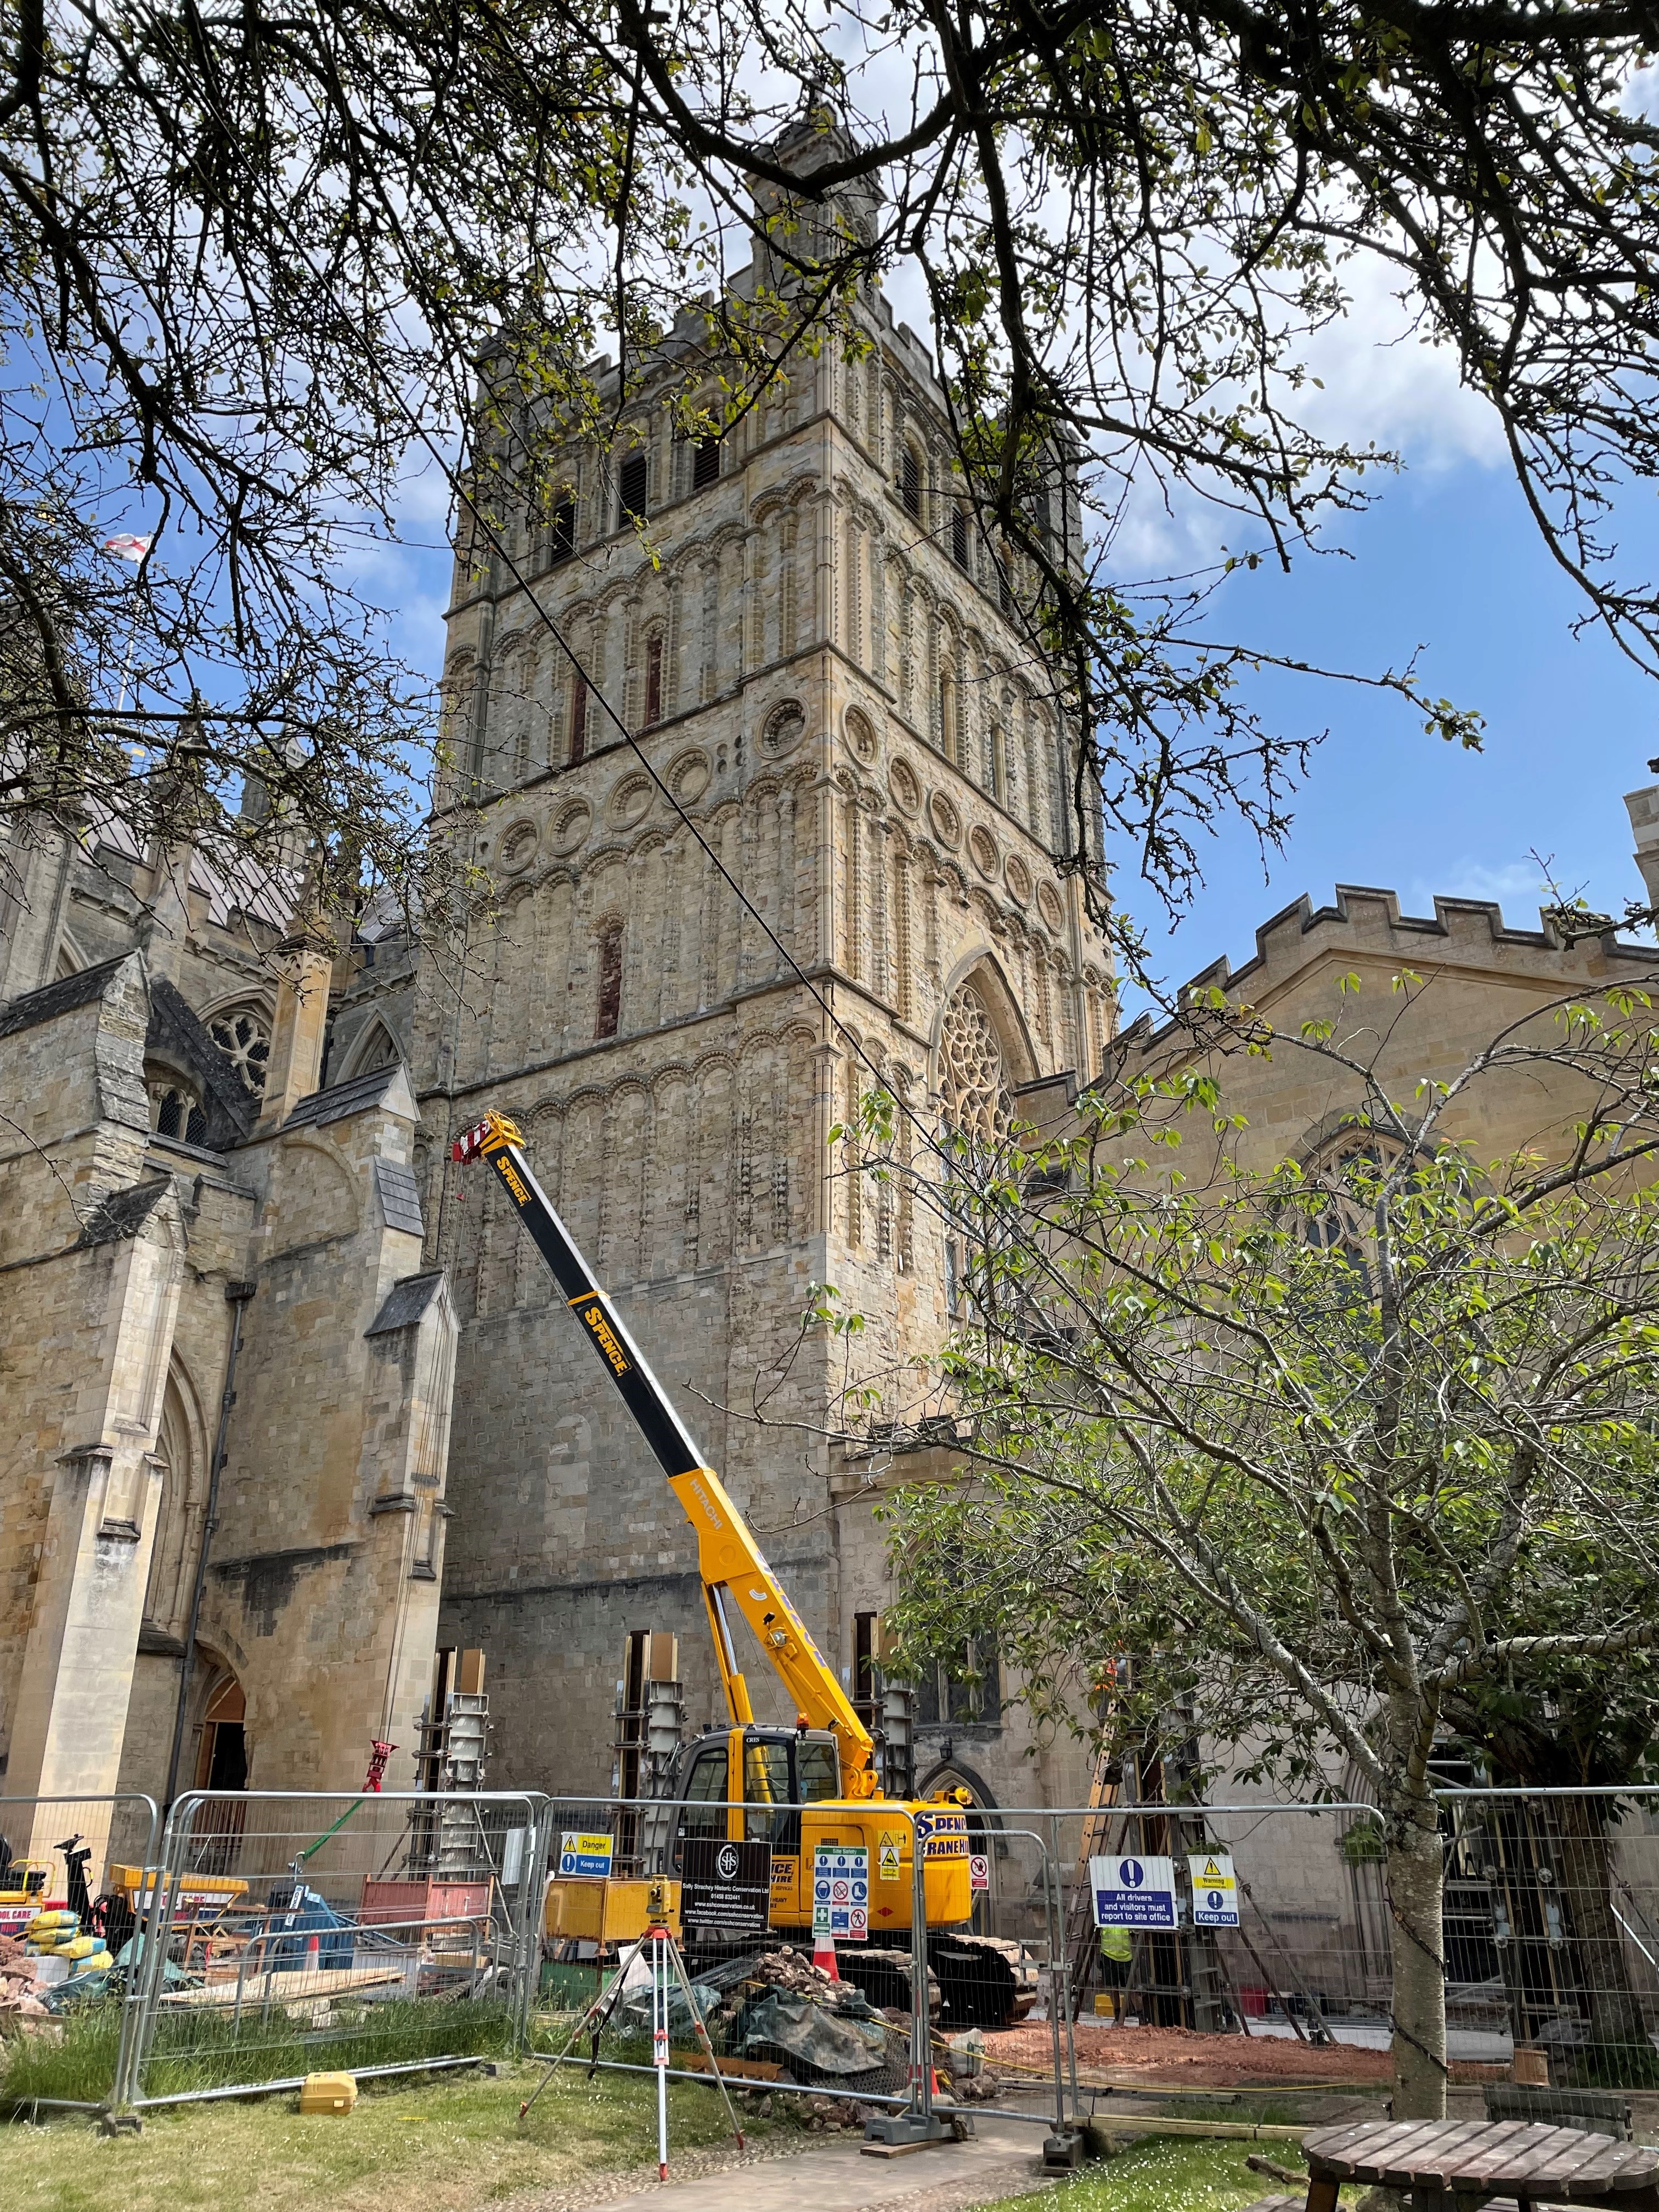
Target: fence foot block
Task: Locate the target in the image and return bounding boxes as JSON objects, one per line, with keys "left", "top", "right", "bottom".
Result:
{"left": 1043, "top": 2129, "right": 1086, "bottom": 2170}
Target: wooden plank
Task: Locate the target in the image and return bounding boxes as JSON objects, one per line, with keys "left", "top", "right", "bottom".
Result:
{"left": 1309, "top": 2119, "right": 1449, "bottom": 2177}
{"left": 670, "top": 2051, "right": 783, "bottom": 2082}
{"left": 156, "top": 1962, "right": 408, "bottom": 2008}
{"left": 1373, "top": 2120, "right": 1494, "bottom": 2187}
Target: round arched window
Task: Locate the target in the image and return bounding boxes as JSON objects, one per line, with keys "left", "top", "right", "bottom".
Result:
{"left": 208, "top": 1005, "right": 272, "bottom": 1095}
{"left": 939, "top": 981, "right": 1011, "bottom": 1143}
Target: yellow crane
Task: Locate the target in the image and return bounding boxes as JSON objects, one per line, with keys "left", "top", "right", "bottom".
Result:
{"left": 450, "top": 1111, "right": 979, "bottom": 1954}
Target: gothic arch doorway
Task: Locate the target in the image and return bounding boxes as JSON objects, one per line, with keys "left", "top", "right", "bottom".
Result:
{"left": 195, "top": 1670, "right": 247, "bottom": 1791}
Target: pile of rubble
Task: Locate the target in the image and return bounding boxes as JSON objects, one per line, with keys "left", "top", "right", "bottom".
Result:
{"left": 744, "top": 1950, "right": 881, "bottom": 2016}
{"left": 0, "top": 1931, "right": 55, "bottom": 2035}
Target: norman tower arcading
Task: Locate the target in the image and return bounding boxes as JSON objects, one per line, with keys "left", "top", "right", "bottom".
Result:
{"left": 411, "top": 153, "right": 1116, "bottom": 1800}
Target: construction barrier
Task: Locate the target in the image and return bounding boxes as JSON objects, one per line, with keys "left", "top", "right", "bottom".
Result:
{"left": 8, "top": 1781, "right": 1659, "bottom": 2130}
{"left": 114, "top": 1788, "right": 552, "bottom": 2107}
{"left": 0, "top": 1792, "right": 162, "bottom": 2112}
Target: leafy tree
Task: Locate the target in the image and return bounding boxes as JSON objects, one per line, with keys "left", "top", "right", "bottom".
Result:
{"left": 12, "top": 1, "right": 1659, "bottom": 963}
{"left": 831, "top": 977, "right": 1659, "bottom": 2114}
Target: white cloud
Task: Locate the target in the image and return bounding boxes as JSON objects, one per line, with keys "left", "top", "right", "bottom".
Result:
{"left": 1403, "top": 856, "right": 1548, "bottom": 923}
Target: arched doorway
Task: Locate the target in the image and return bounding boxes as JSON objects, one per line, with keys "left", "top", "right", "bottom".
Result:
{"left": 195, "top": 1671, "right": 247, "bottom": 1791}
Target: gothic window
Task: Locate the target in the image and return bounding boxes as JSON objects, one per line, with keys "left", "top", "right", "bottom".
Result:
{"left": 1297, "top": 1128, "right": 1407, "bottom": 1263}
{"left": 595, "top": 919, "right": 624, "bottom": 1039}
{"left": 548, "top": 497, "right": 576, "bottom": 563}
{"left": 692, "top": 435, "right": 721, "bottom": 489}
{"left": 915, "top": 1639, "right": 1001, "bottom": 1726}
{"left": 143, "top": 1369, "right": 198, "bottom": 1639}
{"left": 208, "top": 1005, "right": 272, "bottom": 1095}
{"left": 951, "top": 506, "right": 969, "bottom": 569}
{"left": 939, "top": 981, "right": 1011, "bottom": 1143}
{"left": 148, "top": 1073, "right": 207, "bottom": 1147}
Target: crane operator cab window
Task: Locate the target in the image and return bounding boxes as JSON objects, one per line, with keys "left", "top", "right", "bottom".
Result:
{"left": 742, "top": 1733, "right": 840, "bottom": 1853}
{"left": 672, "top": 1741, "right": 729, "bottom": 1870}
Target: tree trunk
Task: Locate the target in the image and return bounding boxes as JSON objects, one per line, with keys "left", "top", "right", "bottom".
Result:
{"left": 1553, "top": 1793, "right": 1647, "bottom": 2052}
{"left": 1386, "top": 1801, "right": 1448, "bottom": 2118}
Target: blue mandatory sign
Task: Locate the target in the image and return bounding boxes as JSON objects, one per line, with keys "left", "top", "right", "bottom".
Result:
{"left": 1088, "top": 1853, "right": 1178, "bottom": 1929}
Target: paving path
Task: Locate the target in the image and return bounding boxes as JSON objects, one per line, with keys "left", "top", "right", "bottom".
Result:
{"left": 523, "top": 2116, "right": 1061, "bottom": 2212}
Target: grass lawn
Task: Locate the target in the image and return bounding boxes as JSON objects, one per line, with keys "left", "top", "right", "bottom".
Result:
{"left": 0, "top": 2058, "right": 780, "bottom": 2212}
{"left": 974, "top": 2134, "right": 1317, "bottom": 2211}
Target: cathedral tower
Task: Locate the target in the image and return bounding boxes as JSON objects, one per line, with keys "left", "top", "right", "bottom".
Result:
{"left": 415, "top": 211, "right": 1115, "bottom": 1801}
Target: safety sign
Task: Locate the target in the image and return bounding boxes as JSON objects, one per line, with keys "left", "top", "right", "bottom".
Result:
{"left": 969, "top": 1853, "right": 991, "bottom": 1894}
{"left": 812, "top": 1843, "right": 869, "bottom": 1941}
{"left": 877, "top": 1831, "right": 902, "bottom": 1883}
{"left": 1089, "top": 1853, "right": 1178, "bottom": 1928}
{"left": 1187, "top": 1850, "right": 1240, "bottom": 1927}
{"left": 558, "top": 1831, "right": 615, "bottom": 1878}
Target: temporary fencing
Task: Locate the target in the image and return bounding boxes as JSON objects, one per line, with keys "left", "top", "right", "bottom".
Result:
{"left": 9, "top": 1781, "right": 1659, "bottom": 2130}
{"left": 0, "top": 1792, "right": 162, "bottom": 2111}
{"left": 106, "top": 1789, "right": 552, "bottom": 2108}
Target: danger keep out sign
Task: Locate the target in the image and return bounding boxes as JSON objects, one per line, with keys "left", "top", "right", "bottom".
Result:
{"left": 1187, "top": 1850, "right": 1240, "bottom": 1927}
{"left": 1089, "top": 1853, "right": 1178, "bottom": 1929}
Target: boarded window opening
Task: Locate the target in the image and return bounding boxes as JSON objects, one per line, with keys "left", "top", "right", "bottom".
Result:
{"left": 692, "top": 436, "right": 721, "bottom": 489}
{"left": 549, "top": 498, "right": 576, "bottom": 563}
{"left": 595, "top": 922, "right": 623, "bottom": 1039}
{"left": 644, "top": 634, "right": 663, "bottom": 726}
{"left": 951, "top": 507, "right": 969, "bottom": 568}
{"left": 900, "top": 447, "right": 921, "bottom": 517}
{"left": 569, "top": 675, "right": 589, "bottom": 765}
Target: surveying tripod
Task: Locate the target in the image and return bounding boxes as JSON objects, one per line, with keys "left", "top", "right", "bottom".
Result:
{"left": 520, "top": 1897, "right": 744, "bottom": 2180}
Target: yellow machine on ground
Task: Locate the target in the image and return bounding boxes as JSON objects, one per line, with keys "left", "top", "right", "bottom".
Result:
{"left": 450, "top": 1113, "right": 976, "bottom": 1950}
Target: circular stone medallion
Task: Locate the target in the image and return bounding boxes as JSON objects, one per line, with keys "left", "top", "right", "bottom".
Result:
{"left": 549, "top": 797, "right": 593, "bottom": 856}
{"left": 1005, "top": 853, "right": 1032, "bottom": 905}
{"left": 888, "top": 757, "right": 922, "bottom": 815}
{"left": 844, "top": 707, "right": 879, "bottom": 765}
{"left": 1037, "top": 879, "right": 1065, "bottom": 933}
{"left": 761, "top": 699, "right": 808, "bottom": 760}
{"left": 927, "top": 789, "right": 963, "bottom": 849}
{"left": 667, "top": 748, "right": 712, "bottom": 805}
{"left": 968, "top": 824, "right": 1000, "bottom": 879}
{"left": 607, "top": 772, "right": 655, "bottom": 829}
{"left": 497, "top": 819, "right": 538, "bottom": 874}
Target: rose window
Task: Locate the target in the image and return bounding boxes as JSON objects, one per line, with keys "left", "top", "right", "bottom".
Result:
{"left": 939, "top": 983, "right": 1011, "bottom": 1142}
{"left": 209, "top": 1006, "right": 272, "bottom": 1094}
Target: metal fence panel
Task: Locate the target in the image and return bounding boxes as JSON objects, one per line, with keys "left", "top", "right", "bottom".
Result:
{"left": 0, "top": 1792, "right": 161, "bottom": 2111}
{"left": 120, "top": 1789, "right": 548, "bottom": 2105}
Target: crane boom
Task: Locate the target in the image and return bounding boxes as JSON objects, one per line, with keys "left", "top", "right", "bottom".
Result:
{"left": 451, "top": 1112, "right": 878, "bottom": 1792}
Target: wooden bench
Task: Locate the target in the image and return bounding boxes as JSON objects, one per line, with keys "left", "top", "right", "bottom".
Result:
{"left": 1483, "top": 2088, "right": 1634, "bottom": 2144}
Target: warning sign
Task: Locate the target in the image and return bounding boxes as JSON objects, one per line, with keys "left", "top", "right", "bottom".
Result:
{"left": 1187, "top": 1850, "right": 1239, "bottom": 1928}
{"left": 558, "top": 1831, "right": 614, "bottom": 1878}
{"left": 1089, "top": 1853, "right": 1178, "bottom": 1929}
{"left": 968, "top": 1853, "right": 990, "bottom": 1894}
{"left": 811, "top": 1844, "right": 868, "bottom": 1941}
{"left": 877, "top": 1831, "right": 902, "bottom": 1883}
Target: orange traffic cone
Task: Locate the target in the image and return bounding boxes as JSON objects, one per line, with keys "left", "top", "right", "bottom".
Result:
{"left": 812, "top": 1928, "right": 840, "bottom": 1982}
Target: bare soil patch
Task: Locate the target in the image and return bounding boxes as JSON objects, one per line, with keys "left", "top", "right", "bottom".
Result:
{"left": 984, "top": 2020, "right": 1392, "bottom": 2088}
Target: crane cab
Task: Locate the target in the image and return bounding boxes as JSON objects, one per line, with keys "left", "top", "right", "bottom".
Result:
{"left": 664, "top": 1724, "right": 973, "bottom": 1936}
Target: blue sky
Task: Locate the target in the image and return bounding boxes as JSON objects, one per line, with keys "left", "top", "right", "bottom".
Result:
{"left": 363, "top": 273, "right": 1659, "bottom": 1020}
{"left": 1116, "top": 452, "right": 1659, "bottom": 1012}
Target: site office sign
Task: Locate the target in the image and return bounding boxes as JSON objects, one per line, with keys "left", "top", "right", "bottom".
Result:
{"left": 1089, "top": 1853, "right": 1180, "bottom": 1929}
{"left": 681, "top": 1837, "right": 772, "bottom": 1939}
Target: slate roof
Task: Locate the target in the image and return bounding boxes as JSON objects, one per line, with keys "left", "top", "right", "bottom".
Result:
{"left": 374, "top": 1156, "right": 424, "bottom": 1238}
{"left": 74, "top": 1178, "right": 174, "bottom": 1248}
{"left": 365, "top": 1270, "right": 447, "bottom": 1336}
{"left": 0, "top": 956, "right": 133, "bottom": 1037}
{"left": 283, "top": 1064, "right": 409, "bottom": 1130}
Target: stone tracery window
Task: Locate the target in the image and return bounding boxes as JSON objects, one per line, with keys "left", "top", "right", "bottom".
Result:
{"left": 208, "top": 1005, "right": 272, "bottom": 1094}
{"left": 939, "top": 981, "right": 1011, "bottom": 1143}
{"left": 148, "top": 1073, "right": 207, "bottom": 1147}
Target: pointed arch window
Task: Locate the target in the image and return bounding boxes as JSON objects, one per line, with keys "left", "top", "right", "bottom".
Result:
{"left": 939, "top": 981, "right": 1011, "bottom": 1144}
{"left": 208, "top": 1005, "right": 272, "bottom": 1095}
